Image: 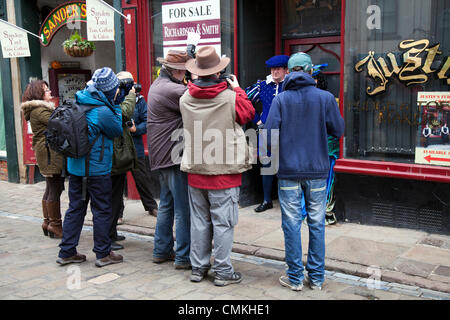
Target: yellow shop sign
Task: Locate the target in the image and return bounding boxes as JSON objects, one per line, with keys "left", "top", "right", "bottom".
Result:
{"left": 39, "top": 1, "right": 87, "bottom": 47}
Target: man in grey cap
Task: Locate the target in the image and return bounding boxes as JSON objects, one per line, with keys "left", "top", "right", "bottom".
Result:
{"left": 147, "top": 50, "right": 192, "bottom": 270}
{"left": 265, "top": 52, "right": 344, "bottom": 291}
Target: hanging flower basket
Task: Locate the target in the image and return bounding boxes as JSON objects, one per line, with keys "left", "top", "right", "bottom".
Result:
{"left": 63, "top": 46, "right": 94, "bottom": 58}
{"left": 62, "top": 31, "right": 96, "bottom": 58}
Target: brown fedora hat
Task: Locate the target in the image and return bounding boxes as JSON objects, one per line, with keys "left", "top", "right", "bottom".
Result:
{"left": 185, "top": 46, "right": 230, "bottom": 76}
{"left": 157, "top": 50, "right": 191, "bottom": 70}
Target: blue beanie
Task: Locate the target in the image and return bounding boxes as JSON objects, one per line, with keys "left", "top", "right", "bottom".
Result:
{"left": 265, "top": 55, "right": 290, "bottom": 68}
{"left": 92, "top": 67, "right": 119, "bottom": 96}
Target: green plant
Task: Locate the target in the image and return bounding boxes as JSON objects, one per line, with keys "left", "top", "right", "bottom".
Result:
{"left": 62, "top": 31, "right": 96, "bottom": 50}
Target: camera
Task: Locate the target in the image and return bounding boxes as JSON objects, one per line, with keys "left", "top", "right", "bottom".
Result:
{"left": 126, "top": 120, "right": 134, "bottom": 128}
{"left": 119, "top": 78, "right": 142, "bottom": 93}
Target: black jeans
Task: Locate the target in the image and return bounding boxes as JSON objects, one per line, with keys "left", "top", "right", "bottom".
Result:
{"left": 131, "top": 157, "right": 158, "bottom": 211}
{"left": 110, "top": 173, "right": 126, "bottom": 241}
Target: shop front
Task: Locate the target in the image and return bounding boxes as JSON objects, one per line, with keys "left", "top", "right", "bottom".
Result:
{"left": 131, "top": 0, "right": 449, "bottom": 233}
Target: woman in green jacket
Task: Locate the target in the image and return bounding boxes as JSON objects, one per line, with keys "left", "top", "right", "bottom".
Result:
{"left": 21, "top": 80, "right": 65, "bottom": 238}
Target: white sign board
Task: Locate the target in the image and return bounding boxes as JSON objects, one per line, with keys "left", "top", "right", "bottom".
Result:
{"left": 86, "top": 0, "right": 115, "bottom": 41}
{"left": 415, "top": 92, "right": 450, "bottom": 167}
{"left": 161, "top": 0, "right": 221, "bottom": 57}
{"left": 0, "top": 22, "right": 30, "bottom": 58}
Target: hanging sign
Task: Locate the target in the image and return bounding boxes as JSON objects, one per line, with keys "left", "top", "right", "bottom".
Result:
{"left": 86, "top": 0, "right": 115, "bottom": 41}
{"left": 39, "top": 1, "right": 87, "bottom": 47}
{"left": 415, "top": 92, "right": 450, "bottom": 167}
{"left": 161, "top": 0, "right": 221, "bottom": 58}
{"left": 0, "top": 22, "right": 31, "bottom": 58}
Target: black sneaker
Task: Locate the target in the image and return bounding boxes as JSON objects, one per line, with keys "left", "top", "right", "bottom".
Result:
{"left": 190, "top": 269, "right": 208, "bottom": 282}
{"left": 214, "top": 272, "right": 242, "bottom": 287}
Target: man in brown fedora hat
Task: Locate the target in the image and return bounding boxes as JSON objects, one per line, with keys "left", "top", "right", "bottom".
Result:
{"left": 147, "top": 50, "right": 192, "bottom": 270}
{"left": 179, "top": 46, "right": 255, "bottom": 286}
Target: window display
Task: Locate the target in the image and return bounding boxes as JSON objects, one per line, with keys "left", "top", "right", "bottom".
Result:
{"left": 344, "top": 0, "right": 450, "bottom": 164}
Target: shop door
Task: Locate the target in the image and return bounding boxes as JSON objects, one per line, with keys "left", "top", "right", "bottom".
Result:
{"left": 285, "top": 37, "right": 341, "bottom": 98}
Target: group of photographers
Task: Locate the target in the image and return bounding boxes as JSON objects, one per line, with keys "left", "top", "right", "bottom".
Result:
{"left": 23, "top": 40, "right": 343, "bottom": 290}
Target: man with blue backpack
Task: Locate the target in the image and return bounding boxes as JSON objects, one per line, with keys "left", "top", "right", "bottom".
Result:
{"left": 56, "top": 67, "right": 125, "bottom": 268}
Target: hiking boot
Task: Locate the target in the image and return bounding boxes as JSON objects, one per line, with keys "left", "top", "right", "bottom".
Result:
{"left": 95, "top": 251, "right": 123, "bottom": 267}
{"left": 174, "top": 262, "right": 191, "bottom": 270}
{"left": 152, "top": 252, "right": 175, "bottom": 264}
{"left": 214, "top": 272, "right": 242, "bottom": 287}
{"left": 56, "top": 253, "right": 87, "bottom": 266}
{"left": 279, "top": 276, "right": 303, "bottom": 291}
{"left": 303, "top": 275, "right": 322, "bottom": 291}
{"left": 190, "top": 269, "right": 209, "bottom": 282}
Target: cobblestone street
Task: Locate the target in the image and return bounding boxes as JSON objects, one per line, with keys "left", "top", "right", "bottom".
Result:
{"left": 0, "top": 212, "right": 438, "bottom": 302}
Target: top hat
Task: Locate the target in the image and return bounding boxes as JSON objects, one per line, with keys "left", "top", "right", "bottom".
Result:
{"left": 185, "top": 46, "right": 230, "bottom": 77}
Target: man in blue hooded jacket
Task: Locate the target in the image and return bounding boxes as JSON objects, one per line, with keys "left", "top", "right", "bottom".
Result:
{"left": 264, "top": 53, "right": 344, "bottom": 291}
{"left": 56, "top": 67, "right": 125, "bottom": 268}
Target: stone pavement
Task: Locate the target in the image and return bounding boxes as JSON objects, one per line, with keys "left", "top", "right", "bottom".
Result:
{"left": 0, "top": 180, "right": 449, "bottom": 299}
{"left": 0, "top": 212, "right": 440, "bottom": 301}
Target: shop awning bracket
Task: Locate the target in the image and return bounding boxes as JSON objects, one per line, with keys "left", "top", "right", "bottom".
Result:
{"left": 97, "top": 0, "right": 131, "bottom": 25}
{"left": 0, "top": 19, "right": 44, "bottom": 42}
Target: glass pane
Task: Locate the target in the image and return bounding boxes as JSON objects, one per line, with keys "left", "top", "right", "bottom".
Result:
{"left": 291, "top": 43, "right": 341, "bottom": 97}
{"left": 151, "top": 0, "right": 234, "bottom": 82}
{"left": 344, "top": 0, "right": 450, "bottom": 164}
{"left": 282, "top": 0, "right": 341, "bottom": 39}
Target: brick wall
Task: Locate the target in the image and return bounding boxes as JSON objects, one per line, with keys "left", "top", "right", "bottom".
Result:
{"left": 0, "top": 160, "right": 7, "bottom": 181}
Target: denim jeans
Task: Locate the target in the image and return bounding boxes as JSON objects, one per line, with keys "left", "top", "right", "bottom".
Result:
{"left": 278, "top": 178, "right": 327, "bottom": 286}
{"left": 154, "top": 166, "right": 191, "bottom": 265}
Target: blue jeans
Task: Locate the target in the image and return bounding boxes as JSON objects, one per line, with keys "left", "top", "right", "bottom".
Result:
{"left": 278, "top": 178, "right": 327, "bottom": 286}
{"left": 154, "top": 166, "right": 191, "bottom": 265}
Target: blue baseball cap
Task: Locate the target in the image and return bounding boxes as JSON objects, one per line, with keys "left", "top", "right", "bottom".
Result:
{"left": 265, "top": 55, "right": 290, "bottom": 68}
{"left": 288, "top": 52, "right": 313, "bottom": 72}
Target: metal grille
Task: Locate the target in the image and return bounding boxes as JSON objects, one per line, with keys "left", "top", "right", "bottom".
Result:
{"left": 371, "top": 202, "right": 444, "bottom": 233}
{"left": 418, "top": 208, "right": 443, "bottom": 233}
{"left": 373, "top": 203, "right": 394, "bottom": 226}
{"left": 396, "top": 206, "right": 418, "bottom": 228}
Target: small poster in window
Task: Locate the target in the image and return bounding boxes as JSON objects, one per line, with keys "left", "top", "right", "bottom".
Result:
{"left": 161, "top": 0, "right": 221, "bottom": 58}
{"left": 415, "top": 92, "right": 450, "bottom": 167}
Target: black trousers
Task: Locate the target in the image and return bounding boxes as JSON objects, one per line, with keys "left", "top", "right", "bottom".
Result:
{"left": 131, "top": 157, "right": 158, "bottom": 211}
{"left": 110, "top": 173, "right": 126, "bottom": 241}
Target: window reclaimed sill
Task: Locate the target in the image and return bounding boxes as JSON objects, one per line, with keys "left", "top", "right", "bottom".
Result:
{"left": 334, "top": 159, "right": 450, "bottom": 183}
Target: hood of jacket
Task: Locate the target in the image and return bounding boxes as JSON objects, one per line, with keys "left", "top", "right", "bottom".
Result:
{"left": 75, "top": 83, "right": 117, "bottom": 110}
{"left": 282, "top": 72, "right": 317, "bottom": 91}
{"left": 188, "top": 81, "right": 228, "bottom": 99}
{"left": 21, "top": 100, "right": 55, "bottom": 121}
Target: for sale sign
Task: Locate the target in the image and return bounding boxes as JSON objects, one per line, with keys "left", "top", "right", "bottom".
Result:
{"left": 0, "top": 22, "right": 30, "bottom": 58}
{"left": 161, "top": 0, "right": 221, "bottom": 58}
{"left": 415, "top": 92, "right": 450, "bottom": 167}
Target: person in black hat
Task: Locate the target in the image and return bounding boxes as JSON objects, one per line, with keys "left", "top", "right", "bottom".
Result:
{"left": 245, "top": 55, "right": 290, "bottom": 213}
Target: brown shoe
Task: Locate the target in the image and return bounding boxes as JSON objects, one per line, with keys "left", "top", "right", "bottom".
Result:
{"left": 42, "top": 200, "right": 49, "bottom": 236}
{"left": 95, "top": 251, "right": 123, "bottom": 267}
{"left": 47, "top": 201, "right": 63, "bottom": 239}
{"left": 56, "top": 253, "right": 87, "bottom": 266}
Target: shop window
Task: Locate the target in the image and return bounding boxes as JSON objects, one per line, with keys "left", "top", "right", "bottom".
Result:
{"left": 150, "top": 0, "right": 235, "bottom": 82}
{"left": 344, "top": 0, "right": 450, "bottom": 165}
{"left": 282, "top": 0, "right": 341, "bottom": 39}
